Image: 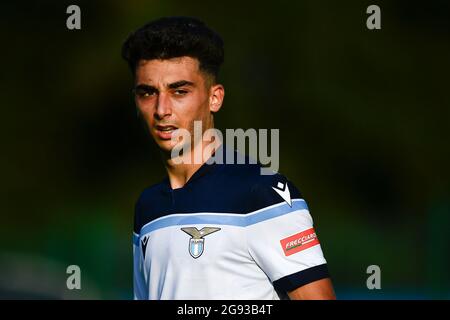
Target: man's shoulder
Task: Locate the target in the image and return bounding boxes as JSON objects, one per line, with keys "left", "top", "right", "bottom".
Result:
{"left": 136, "top": 179, "right": 167, "bottom": 202}
{"left": 134, "top": 178, "right": 168, "bottom": 217}
{"left": 216, "top": 158, "right": 303, "bottom": 213}
{"left": 248, "top": 170, "right": 302, "bottom": 212}
{"left": 214, "top": 148, "right": 276, "bottom": 184}
{"left": 133, "top": 179, "right": 169, "bottom": 234}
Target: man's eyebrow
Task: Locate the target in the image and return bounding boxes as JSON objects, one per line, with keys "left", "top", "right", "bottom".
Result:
{"left": 168, "top": 80, "right": 195, "bottom": 89}
{"left": 133, "top": 81, "right": 194, "bottom": 92}
{"left": 134, "top": 84, "right": 157, "bottom": 91}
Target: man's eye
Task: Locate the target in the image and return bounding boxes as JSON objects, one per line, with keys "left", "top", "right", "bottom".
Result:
{"left": 174, "top": 89, "right": 188, "bottom": 95}
{"left": 137, "top": 91, "right": 154, "bottom": 98}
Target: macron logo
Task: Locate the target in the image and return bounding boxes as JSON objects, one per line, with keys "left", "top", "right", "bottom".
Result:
{"left": 272, "top": 182, "right": 292, "bottom": 207}
{"left": 141, "top": 236, "right": 149, "bottom": 259}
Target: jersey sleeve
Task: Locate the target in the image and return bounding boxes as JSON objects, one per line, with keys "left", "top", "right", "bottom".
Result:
{"left": 245, "top": 174, "right": 330, "bottom": 293}
{"left": 133, "top": 196, "right": 148, "bottom": 300}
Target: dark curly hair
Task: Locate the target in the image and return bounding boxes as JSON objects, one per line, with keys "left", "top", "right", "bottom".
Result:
{"left": 121, "top": 16, "right": 224, "bottom": 82}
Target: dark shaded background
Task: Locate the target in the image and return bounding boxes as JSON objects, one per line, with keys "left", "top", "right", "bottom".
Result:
{"left": 0, "top": 0, "right": 449, "bottom": 299}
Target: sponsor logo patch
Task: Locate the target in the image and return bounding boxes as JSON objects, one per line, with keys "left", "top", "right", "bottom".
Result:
{"left": 280, "top": 228, "right": 319, "bottom": 256}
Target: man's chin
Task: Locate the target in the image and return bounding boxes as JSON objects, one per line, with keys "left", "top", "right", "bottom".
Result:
{"left": 155, "top": 139, "right": 195, "bottom": 162}
{"left": 155, "top": 140, "right": 176, "bottom": 153}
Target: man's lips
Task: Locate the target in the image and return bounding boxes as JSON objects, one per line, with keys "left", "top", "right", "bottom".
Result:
{"left": 155, "top": 125, "right": 178, "bottom": 140}
{"left": 156, "top": 125, "right": 178, "bottom": 132}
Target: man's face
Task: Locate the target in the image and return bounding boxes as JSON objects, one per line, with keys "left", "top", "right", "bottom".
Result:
{"left": 134, "top": 57, "right": 217, "bottom": 153}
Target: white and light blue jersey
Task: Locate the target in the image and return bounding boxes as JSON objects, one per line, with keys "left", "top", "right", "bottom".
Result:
{"left": 133, "top": 148, "right": 329, "bottom": 299}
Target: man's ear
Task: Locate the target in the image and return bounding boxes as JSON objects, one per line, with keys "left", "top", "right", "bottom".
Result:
{"left": 209, "top": 84, "right": 225, "bottom": 113}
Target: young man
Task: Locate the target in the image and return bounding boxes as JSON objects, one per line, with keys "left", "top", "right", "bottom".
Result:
{"left": 122, "top": 16, "right": 335, "bottom": 300}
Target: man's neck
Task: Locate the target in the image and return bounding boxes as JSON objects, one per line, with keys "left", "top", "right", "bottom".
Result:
{"left": 164, "top": 139, "right": 221, "bottom": 189}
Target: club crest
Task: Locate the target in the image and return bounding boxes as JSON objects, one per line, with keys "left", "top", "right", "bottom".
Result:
{"left": 181, "top": 227, "right": 221, "bottom": 258}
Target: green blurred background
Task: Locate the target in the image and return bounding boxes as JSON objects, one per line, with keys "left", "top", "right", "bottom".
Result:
{"left": 0, "top": 0, "right": 449, "bottom": 299}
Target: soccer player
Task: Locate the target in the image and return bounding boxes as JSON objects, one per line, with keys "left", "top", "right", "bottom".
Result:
{"left": 122, "top": 16, "right": 335, "bottom": 300}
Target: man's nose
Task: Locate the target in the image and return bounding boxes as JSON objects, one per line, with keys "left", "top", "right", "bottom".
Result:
{"left": 155, "top": 92, "right": 172, "bottom": 119}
